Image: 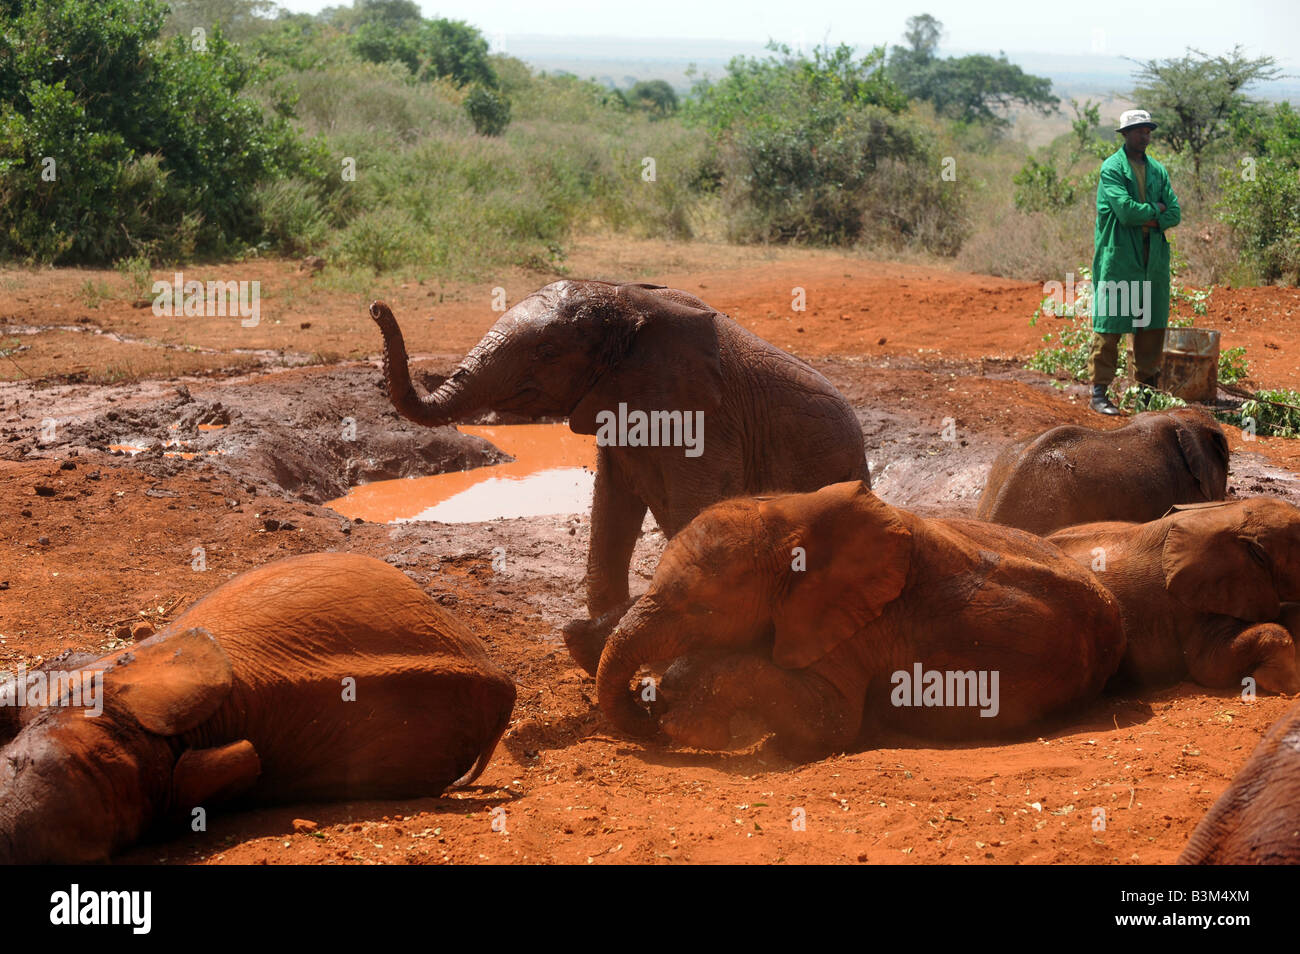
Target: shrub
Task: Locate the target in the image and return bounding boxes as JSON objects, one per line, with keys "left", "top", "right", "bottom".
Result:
{"left": 464, "top": 85, "right": 511, "bottom": 136}
{"left": 688, "top": 42, "right": 964, "bottom": 252}
{"left": 0, "top": 0, "right": 311, "bottom": 263}
{"left": 1220, "top": 102, "right": 1300, "bottom": 283}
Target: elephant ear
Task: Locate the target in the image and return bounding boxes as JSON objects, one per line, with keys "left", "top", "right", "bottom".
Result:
{"left": 1163, "top": 509, "right": 1280, "bottom": 622}
{"left": 104, "top": 627, "right": 235, "bottom": 736}
{"left": 1174, "top": 416, "right": 1229, "bottom": 500}
{"left": 569, "top": 284, "right": 723, "bottom": 435}
{"left": 769, "top": 482, "right": 913, "bottom": 669}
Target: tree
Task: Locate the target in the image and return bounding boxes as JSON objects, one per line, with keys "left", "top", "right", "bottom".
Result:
{"left": 1130, "top": 45, "right": 1282, "bottom": 185}
{"left": 887, "top": 15, "right": 1057, "bottom": 129}
{"left": 348, "top": 11, "right": 496, "bottom": 87}
{"left": 903, "top": 13, "right": 942, "bottom": 58}
{"left": 0, "top": 0, "right": 310, "bottom": 262}
{"left": 627, "top": 79, "right": 678, "bottom": 118}
{"left": 888, "top": 12, "right": 942, "bottom": 99}
{"left": 162, "top": 0, "right": 279, "bottom": 41}
{"left": 684, "top": 42, "right": 963, "bottom": 251}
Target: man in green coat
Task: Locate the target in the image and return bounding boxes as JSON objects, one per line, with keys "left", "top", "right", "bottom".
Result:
{"left": 1088, "top": 108, "right": 1181, "bottom": 415}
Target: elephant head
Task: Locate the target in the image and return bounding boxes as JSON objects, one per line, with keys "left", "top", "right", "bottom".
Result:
{"left": 1163, "top": 497, "right": 1300, "bottom": 621}
{"left": 596, "top": 481, "right": 912, "bottom": 736}
{"left": 0, "top": 628, "right": 238, "bottom": 864}
{"left": 369, "top": 280, "right": 724, "bottom": 431}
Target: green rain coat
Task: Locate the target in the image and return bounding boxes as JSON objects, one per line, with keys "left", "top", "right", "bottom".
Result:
{"left": 1091, "top": 145, "right": 1181, "bottom": 332}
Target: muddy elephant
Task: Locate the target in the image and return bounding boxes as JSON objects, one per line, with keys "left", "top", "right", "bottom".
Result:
{"left": 976, "top": 408, "right": 1229, "bottom": 535}
{"left": 1048, "top": 498, "right": 1300, "bottom": 691}
{"left": 0, "top": 552, "right": 516, "bottom": 864}
{"left": 1180, "top": 697, "right": 1300, "bottom": 864}
{"left": 369, "top": 280, "right": 868, "bottom": 673}
{"left": 595, "top": 480, "right": 1126, "bottom": 761}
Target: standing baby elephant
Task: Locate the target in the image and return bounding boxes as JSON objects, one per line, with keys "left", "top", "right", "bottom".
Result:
{"left": 370, "top": 280, "right": 868, "bottom": 673}
{"left": 1048, "top": 498, "right": 1300, "bottom": 691}
{"left": 0, "top": 552, "right": 516, "bottom": 864}
{"left": 1180, "top": 697, "right": 1300, "bottom": 864}
{"left": 976, "top": 408, "right": 1228, "bottom": 535}
{"left": 596, "top": 481, "right": 1126, "bottom": 761}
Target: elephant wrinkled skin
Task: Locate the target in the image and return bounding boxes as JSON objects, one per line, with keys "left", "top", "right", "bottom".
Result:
{"left": 369, "top": 280, "right": 868, "bottom": 674}
{"left": 1180, "top": 695, "right": 1300, "bottom": 864}
{"left": 596, "top": 480, "right": 1126, "bottom": 761}
{"left": 0, "top": 553, "right": 516, "bottom": 864}
{"left": 1048, "top": 498, "right": 1300, "bottom": 692}
{"left": 976, "top": 408, "right": 1229, "bottom": 535}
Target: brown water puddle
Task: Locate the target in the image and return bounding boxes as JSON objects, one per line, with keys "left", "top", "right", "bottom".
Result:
{"left": 326, "top": 423, "right": 596, "bottom": 524}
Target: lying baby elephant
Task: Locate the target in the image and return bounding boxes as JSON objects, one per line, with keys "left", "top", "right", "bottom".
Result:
{"left": 976, "top": 408, "right": 1229, "bottom": 535}
{"left": 596, "top": 481, "right": 1126, "bottom": 761}
{"left": 1048, "top": 498, "right": 1300, "bottom": 692}
{"left": 0, "top": 552, "right": 516, "bottom": 864}
{"left": 1180, "top": 697, "right": 1300, "bottom": 864}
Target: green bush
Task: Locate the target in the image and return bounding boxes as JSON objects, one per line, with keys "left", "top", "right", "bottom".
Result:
{"left": 1218, "top": 388, "right": 1300, "bottom": 438}
{"left": 349, "top": 14, "right": 496, "bottom": 87}
{"left": 687, "top": 42, "right": 964, "bottom": 252}
{"left": 0, "top": 0, "right": 312, "bottom": 263}
{"left": 1219, "top": 345, "right": 1250, "bottom": 384}
{"left": 1221, "top": 102, "right": 1300, "bottom": 283}
{"left": 464, "top": 85, "right": 511, "bottom": 136}
{"left": 1012, "top": 155, "right": 1079, "bottom": 212}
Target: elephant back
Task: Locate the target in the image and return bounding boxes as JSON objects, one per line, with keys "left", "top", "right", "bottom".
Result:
{"left": 159, "top": 553, "right": 506, "bottom": 682}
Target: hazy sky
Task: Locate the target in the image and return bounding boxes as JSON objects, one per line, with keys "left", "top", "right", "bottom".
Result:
{"left": 278, "top": 0, "right": 1299, "bottom": 65}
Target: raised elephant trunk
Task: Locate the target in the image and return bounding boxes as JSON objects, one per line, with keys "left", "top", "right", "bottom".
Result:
{"left": 369, "top": 301, "right": 498, "bottom": 426}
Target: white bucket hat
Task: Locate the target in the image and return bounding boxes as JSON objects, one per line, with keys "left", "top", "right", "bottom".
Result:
{"left": 1117, "top": 109, "right": 1158, "bottom": 132}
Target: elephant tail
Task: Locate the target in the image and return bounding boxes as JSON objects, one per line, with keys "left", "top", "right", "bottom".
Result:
{"left": 452, "top": 688, "right": 515, "bottom": 788}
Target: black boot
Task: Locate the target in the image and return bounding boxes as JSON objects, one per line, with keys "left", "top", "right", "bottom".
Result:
{"left": 1090, "top": 383, "right": 1120, "bottom": 416}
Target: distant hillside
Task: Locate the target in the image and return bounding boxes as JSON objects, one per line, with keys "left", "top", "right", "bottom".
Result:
{"left": 504, "top": 34, "right": 1300, "bottom": 103}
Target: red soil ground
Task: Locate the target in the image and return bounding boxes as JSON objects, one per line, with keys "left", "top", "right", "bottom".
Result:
{"left": 1, "top": 246, "right": 1297, "bottom": 864}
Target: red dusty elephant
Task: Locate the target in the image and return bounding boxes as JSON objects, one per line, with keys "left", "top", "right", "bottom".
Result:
{"left": 976, "top": 408, "right": 1229, "bottom": 535}
{"left": 1048, "top": 498, "right": 1300, "bottom": 692}
{"left": 1180, "top": 696, "right": 1300, "bottom": 864}
{"left": 369, "top": 280, "right": 868, "bottom": 673}
{"left": 595, "top": 481, "right": 1126, "bottom": 761}
{"left": 0, "top": 552, "right": 516, "bottom": 864}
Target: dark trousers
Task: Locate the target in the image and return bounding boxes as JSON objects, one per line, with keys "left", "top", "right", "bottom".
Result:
{"left": 1088, "top": 328, "right": 1166, "bottom": 388}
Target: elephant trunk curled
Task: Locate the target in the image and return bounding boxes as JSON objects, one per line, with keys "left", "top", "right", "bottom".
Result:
{"left": 369, "top": 301, "right": 497, "bottom": 427}
{"left": 596, "top": 599, "right": 695, "bottom": 737}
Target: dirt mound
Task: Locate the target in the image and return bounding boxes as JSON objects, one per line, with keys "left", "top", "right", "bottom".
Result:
{"left": 20, "top": 364, "right": 515, "bottom": 503}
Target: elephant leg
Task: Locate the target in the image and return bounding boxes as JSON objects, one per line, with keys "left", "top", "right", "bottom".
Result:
{"left": 562, "top": 598, "right": 636, "bottom": 677}
{"left": 564, "top": 448, "right": 647, "bottom": 675}
{"left": 584, "top": 447, "right": 648, "bottom": 617}
{"left": 1185, "top": 623, "right": 1299, "bottom": 693}
{"left": 169, "top": 740, "right": 262, "bottom": 819}
{"left": 658, "top": 653, "right": 860, "bottom": 761}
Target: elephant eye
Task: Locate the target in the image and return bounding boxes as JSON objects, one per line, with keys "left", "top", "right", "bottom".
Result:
{"left": 537, "top": 344, "right": 558, "bottom": 361}
{"left": 1246, "top": 539, "right": 1271, "bottom": 568}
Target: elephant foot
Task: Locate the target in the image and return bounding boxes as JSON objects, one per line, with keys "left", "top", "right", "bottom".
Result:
{"left": 562, "top": 600, "right": 636, "bottom": 676}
